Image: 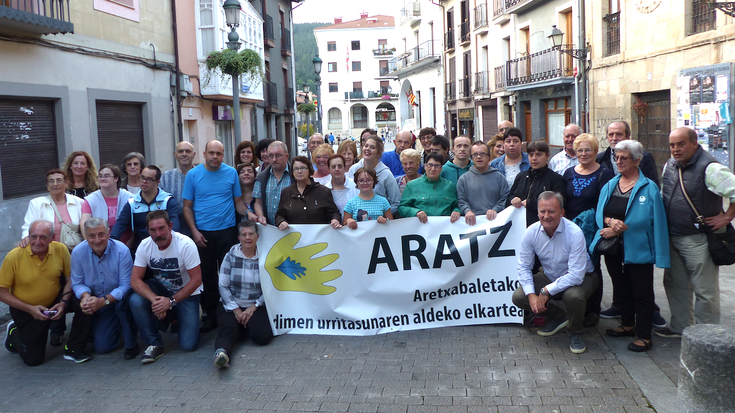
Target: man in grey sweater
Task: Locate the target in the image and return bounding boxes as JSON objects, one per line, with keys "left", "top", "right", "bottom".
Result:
{"left": 457, "top": 141, "right": 510, "bottom": 225}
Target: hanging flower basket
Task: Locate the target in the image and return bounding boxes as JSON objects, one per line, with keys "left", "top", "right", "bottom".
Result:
{"left": 632, "top": 98, "right": 648, "bottom": 123}
{"left": 203, "top": 48, "right": 264, "bottom": 90}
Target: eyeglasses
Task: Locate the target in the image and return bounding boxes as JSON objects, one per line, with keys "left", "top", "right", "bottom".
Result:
{"left": 575, "top": 148, "right": 593, "bottom": 154}
{"left": 98, "top": 174, "right": 114, "bottom": 180}
{"left": 293, "top": 166, "right": 309, "bottom": 172}
{"left": 471, "top": 152, "right": 489, "bottom": 159}
{"left": 140, "top": 176, "right": 158, "bottom": 183}
{"left": 614, "top": 155, "right": 633, "bottom": 162}
{"left": 426, "top": 163, "right": 442, "bottom": 169}
{"left": 47, "top": 179, "right": 65, "bottom": 185}
{"left": 268, "top": 153, "right": 286, "bottom": 159}
{"left": 357, "top": 179, "right": 373, "bottom": 185}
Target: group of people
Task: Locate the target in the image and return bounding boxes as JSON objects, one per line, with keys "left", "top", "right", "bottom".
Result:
{"left": 1, "top": 119, "right": 732, "bottom": 368}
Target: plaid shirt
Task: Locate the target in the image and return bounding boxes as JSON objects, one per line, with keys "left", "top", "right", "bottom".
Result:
{"left": 548, "top": 150, "right": 579, "bottom": 175}
{"left": 218, "top": 245, "right": 263, "bottom": 310}
{"left": 253, "top": 166, "right": 292, "bottom": 225}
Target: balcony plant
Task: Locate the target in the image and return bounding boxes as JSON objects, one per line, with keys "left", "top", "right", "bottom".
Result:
{"left": 372, "top": 47, "right": 397, "bottom": 56}
{"left": 203, "top": 48, "right": 263, "bottom": 90}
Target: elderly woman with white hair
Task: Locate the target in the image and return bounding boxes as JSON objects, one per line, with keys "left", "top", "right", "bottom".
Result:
{"left": 396, "top": 148, "right": 422, "bottom": 195}
{"left": 590, "top": 140, "right": 670, "bottom": 352}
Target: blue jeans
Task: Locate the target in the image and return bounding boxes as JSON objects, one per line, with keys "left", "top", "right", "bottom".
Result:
{"left": 128, "top": 279, "right": 200, "bottom": 351}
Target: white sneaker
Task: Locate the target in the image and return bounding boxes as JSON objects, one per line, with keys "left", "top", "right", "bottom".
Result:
{"left": 141, "top": 345, "right": 164, "bottom": 364}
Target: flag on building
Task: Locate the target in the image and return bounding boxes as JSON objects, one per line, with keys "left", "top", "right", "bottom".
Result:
{"left": 346, "top": 46, "right": 350, "bottom": 72}
{"left": 406, "top": 87, "right": 418, "bottom": 106}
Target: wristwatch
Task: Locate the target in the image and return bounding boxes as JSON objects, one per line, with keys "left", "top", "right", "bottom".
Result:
{"left": 169, "top": 298, "right": 177, "bottom": 309}
{"left": 540, "top": 287, "right": 551, "bottom": 297}
{"left": 104, "top": 297, "right": 111, "bottom": 306}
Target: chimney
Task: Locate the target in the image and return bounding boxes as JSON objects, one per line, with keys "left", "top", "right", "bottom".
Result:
{"left": 334, "top": 17, "right": 342, "bottom": 24}
{"left": 360, "top": 12, "right": 368, "bottom": 19}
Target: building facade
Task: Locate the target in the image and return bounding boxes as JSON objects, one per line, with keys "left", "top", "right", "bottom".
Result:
{"left": 388, "top": 0, "right": 446, "bottom": 135}
{"left": 0, "top": 0, "right": 177, "bottom": 253}
{"left": 587, "top": 0, "right": 735, "bottom": 171}
{"left": 314, "top": 14, "right": 400, "bottom": 139}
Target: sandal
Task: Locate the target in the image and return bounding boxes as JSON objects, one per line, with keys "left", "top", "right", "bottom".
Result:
{"left": 627, "top": 338, "right": 652, "bottom": 352}
{"left": 606, "top": 325, "right": 636, "bottom": 337}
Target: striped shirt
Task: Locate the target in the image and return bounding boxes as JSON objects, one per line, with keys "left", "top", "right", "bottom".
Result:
{"left": 218, "top": 244, "right": 263, "bottom": 310}
{"left": 160, "top": 167, "right": 187, "bottom": 207}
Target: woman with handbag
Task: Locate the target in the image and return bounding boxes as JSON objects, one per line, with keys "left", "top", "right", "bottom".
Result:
{"left": 20, "top": 169, "right": 84, "bottom": 251}
{"left": 589, "top": 140, "right": 670, "bottom": 352}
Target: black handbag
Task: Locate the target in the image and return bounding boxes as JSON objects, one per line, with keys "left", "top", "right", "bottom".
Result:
{"left": 595, "top": 235, "right": 621, "bottom": 256}
{"left": 678, "top": 168, "right": 735, "bottom": 266}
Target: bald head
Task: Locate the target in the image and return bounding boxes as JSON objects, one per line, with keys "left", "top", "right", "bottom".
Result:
{"left": 308, "top": 134, "right": 324, "bottom": 153}
{"left": 175, "top": 141, "right": 195, "bottom": 168}
{"left": 498, "top": 121, "right": 513, "bottom": 136}
{"left": 203, "top": 140, "right": 224, "bottom": 171}
{"left": 394, "top": 130, "right": 413, "bottom": 153}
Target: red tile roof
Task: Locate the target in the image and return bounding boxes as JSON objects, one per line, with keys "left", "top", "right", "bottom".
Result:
{"left": 315, "top": 15, "right": 395, "bottom": 30}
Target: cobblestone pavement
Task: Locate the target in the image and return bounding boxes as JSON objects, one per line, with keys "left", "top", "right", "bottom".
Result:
{"left": 0, "top": 322, "right": 655, "bottom": 413}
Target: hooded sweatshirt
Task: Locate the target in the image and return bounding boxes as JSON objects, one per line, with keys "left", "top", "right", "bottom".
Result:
{"left": 441, "top": 159, "right": 473, "bottom": 185}
{"left": 457, "top": 165, "right": 509, "bottom": 215}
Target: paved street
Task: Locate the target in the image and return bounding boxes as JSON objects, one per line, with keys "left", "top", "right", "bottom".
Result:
{"left": 1, "top": 263, "right": 732, "bottom": 413}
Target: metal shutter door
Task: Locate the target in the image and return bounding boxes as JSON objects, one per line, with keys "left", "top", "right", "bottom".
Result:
{"left": 481, "top": 103, "right": 497, "bottom": 142}
{"left": 0, "top": 99, "right": 58, "bottom": 199}
{"left": 96, "top": 102, "right": 145, "bottom": 167}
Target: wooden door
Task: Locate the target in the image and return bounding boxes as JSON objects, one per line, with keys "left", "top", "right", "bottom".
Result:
{"left": 637, "top": 90, "right": 671, "bottom": 175}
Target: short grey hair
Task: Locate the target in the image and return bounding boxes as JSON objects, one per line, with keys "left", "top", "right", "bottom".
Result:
{"left": 615, "top": 140, "right": 644, "bottom": 161}
{"left": 537, "top": 191, "right": 564, "bottom": 209}
{"left": 268, "top": 140, "right": 289, "bottom": 154}
{"left": 30, "top": 219, "right": 54, "bottom": 237}
{"left": 84, "top": 217, "right": 109, "bottom": 232}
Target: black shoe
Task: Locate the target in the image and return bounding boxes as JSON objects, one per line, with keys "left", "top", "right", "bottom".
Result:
{"left": 49, "top": 332, "right": 63, "bottom": 347}
{"left": 124, "top": 345, "right": 140, "bottom": 360}
{"left": 583, "top": 313, "right": 600, "bottom": 328}
{"left": 628, "top": 338, "right": 653, "bottom": 352}
{"left": 654, "top": 327, "right": 682, "bottom": 338}
{"left": 141, "top": 345, "right": 164, "bottom": 364}
{"left": 600, "top": 307, "right": 622, "bottom": 319}
{"left": 63, "top": 346, "right": 92, "bottom": 363}
{"left": 652, "top": 312, "right": 667, "bottom": 328}
{"left": 537, "top": 315, "right": 569, "bottom": 337}
{"left": 5, "top": 321, "right": 17, "bottom": 354}
{"left": 200, "top": 318, "right": 218, "bottom": 333}
{"left": 606, "top": 325, "right": 637, "bottom": 337}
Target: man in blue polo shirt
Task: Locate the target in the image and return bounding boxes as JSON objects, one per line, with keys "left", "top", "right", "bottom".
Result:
{"left": 183, "top": 140, "right": 249, "bottom": 333}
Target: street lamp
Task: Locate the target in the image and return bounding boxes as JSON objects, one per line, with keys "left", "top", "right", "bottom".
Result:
{"left": 313, "top": 55, "right": 323, "bottom": 134}
{"left": 547, "top": 25, "right": 587, "bottom": 60}
{"left": 223, "top": 0, "right": 242, "bottom": 147}
{"left": 302, "top": 83, "right": 311, "bottom": 133}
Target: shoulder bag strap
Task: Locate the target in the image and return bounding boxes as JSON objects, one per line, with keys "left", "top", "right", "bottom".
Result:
{"left": 48, "top": 195, "right": 66, "bottom": 224}
{"left": 678, "top": 167, "right": 706, "bottom": 227}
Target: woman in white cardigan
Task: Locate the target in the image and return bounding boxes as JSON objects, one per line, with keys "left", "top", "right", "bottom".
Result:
{"left": 20, "top": 169, "right": 83, "bottom": 249}
{"left": 79, "top": 164, "right": 134, "bottom": 238}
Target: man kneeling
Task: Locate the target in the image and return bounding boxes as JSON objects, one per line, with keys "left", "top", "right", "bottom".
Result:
{"left": 213, "top": 220, "right": 273, "bottom": 368}
{"left": 129, "top": 210, "right": 202, "bottom": 364}
{"left": 512, "top": 191, "right": 599, "bottom": 353}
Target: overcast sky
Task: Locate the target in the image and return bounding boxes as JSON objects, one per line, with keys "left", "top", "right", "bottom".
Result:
{"left": 293, "top": 0, "right": 399, "bottom": 24}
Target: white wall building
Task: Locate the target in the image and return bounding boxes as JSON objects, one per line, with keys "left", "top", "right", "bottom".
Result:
{"left": 314, "top": 14, "right": 399, "bottom": 139}
{"left": 389, "top": 0, "right": 446, "bottom": 135}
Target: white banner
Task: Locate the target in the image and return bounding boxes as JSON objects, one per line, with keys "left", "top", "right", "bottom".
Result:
{"left": 259, "top": 206, "right": 526, "bottom": 336}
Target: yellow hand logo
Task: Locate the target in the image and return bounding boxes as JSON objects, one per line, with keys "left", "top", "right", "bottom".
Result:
{"left": 265, "top": 232, "right": 342, "bottom": 295}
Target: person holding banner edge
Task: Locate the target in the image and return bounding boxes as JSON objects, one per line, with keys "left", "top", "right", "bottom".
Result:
{"left": 512, "top": 191, "right": 599, "bottom": 354}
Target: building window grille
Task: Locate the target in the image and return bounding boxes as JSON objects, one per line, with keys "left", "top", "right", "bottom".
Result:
{"left": 691, "top": 0, "right": 716, "bottom": 35}
{"left": 603, "top": 12, "right": 620, "bottom": 56}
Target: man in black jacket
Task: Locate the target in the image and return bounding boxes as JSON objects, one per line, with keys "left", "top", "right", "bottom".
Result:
{"left": 597, "top": 120, "right": 660, "bottom": 187}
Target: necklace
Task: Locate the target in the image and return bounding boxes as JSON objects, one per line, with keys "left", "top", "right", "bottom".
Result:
{"left": 619, "top": 178, "right": 638, "bottom": 192}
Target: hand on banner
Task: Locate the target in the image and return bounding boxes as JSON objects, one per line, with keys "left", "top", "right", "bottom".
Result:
{"left": 416, "top": 211, "right": 428, "bottom": 224}
{"left": 377, "top": 216, "right": 388, "bottom": 224}
{"left": 450, "top": 211, "right": 461, "bottom": 223}
{"left": 510, "top": 197, "right": 526, "bottom": 208}
{"left": 278, "top": 221, "right": 290, "bottom": 231}
{"left": 464, "top": 211, "right": 476, "bottom": 226}
{"left": 346, "top": 218, "right": 358, "bottom": 230}
{"left": 330, "top": 219, "right": 342, "bottom": 229}
{"left": 486, "top": 210, "right": 498, "bottom": 221}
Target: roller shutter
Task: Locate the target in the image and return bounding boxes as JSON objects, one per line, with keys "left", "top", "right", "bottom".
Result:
{"left": 96, "top": 102, "right": 145, "bottom": 167}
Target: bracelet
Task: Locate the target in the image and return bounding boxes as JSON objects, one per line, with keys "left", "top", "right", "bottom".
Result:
{"left": 62, "top": 291, "right": 72, "bottom": 296}
{"left": 60, "top": 299, "right": 70, "bottom": 305}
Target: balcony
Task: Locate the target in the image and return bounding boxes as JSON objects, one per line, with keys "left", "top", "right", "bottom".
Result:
{"left": 265, "top": 81, "right": 278, "bottom": 110}
{"left": 504, "top": 0, "right": 538, "bottom": 14}
{"left": 444, "top": 30, "right": 455, "bottom": 52}
{"left": 473, "top": 3, "right": 488, "bottom": 33}
{"left": 445, "top": 81, "right": 456, "bottom": 102}
{"left": 473, "top": 71, "right": 490, "bottom": 95}
{"left": 373, "top": 47, "right": 396, "bottom": 57}
{"left": 492, "top": 0, "right": 505, "bottom": 19}
{"left": 458, "top": 77, "right": 471, "bottom": 99}
{"left": 379, "top": 67, "right": 389, "bottom": 76}
{"left": 494, "top": 65, "right": 507, "bottom": 91}
{"left": 459, "top": 21, "right": 470, "bottom": 45}
{"left": 498, "top": 45, "right": 575, "bottom": 89}
{"left": 264, "top": 15, "right": 275, "bottom": 48}
{"left": 285, "top": 87, "right": 294, "bottom": 109}
{"left": 353, "top": 120, "right": 368, "bottom": 129}
{"left": 344, "top": 91, "right": 399, "bottom": 100}
{"left": 281, "top": 28, "right": 291, "bottom": 56}
{"left": 400, "top": 1, "right": 421, "bottom": 26}
{"left": 0, "top": 0, "right": 74, "bottom": 35}
{"left": 387, "top": 40, "right": 441, "bottom": 76}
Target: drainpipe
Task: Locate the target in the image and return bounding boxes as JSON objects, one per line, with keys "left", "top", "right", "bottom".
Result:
{"left": 172, "top": 0, "right": 184, "bottom": 148}
{"left": 578, "top": 0, "right": 587, "bottom": 131}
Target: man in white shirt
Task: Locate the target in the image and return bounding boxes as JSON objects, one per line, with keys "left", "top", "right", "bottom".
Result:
{"left": 512, "top": 191, "right": 599, "bottom": 354}
{"left": 548, "top": 123, "right": 581, "bottom": 174}
{"left": 128, "top": 210, "right": 203, "bottom": 364}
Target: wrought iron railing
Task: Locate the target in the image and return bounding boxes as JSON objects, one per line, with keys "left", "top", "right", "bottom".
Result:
{"left": 400, "top": 1, "right": 421, "bottom": 23}
{"left": 494, "top": 65, "right": 507, "bottom": 91}
{"left": 445, "top": 81, "right": 456, "bottom": 101}
{"left": 281, "top": 28, "right": 291, "bottom": 52}
{"left": 459, "top": 21, "right": 470, "bottom": 44}
{"left": 387, "top": 40, "right": 440, "bottom": 73}
{"left": 505, "top": 0, "right": 531, "bottom": 8}
{"left": 503, "top": 45, "right": 574, "bottom": 86}
{"left": 473, "top": 71, "right": 489, "bottom": 95}
{"left": 353, "top": 120, "right": 368, "bottom": 128}
{"left": 264, "top": 15, "right": 275, "bottom": 43}
{"left": 285, "top": 87, "right": 294, "bottom": 109}
{"left": 265, "top": 81, "right": 278, "bottom": 108}
{"left": 445, "top": 30, "right": 455, "bottom": 51}
{"left": 603, "top": 12, "right": 620, "bottom": 57}
{"left": 0, "top": 0, "right": 74, "bottom": 34}
{"left": 493, "top": 0, "right": 505, "bottom": 17}
{"left": 474, "top": 3, "right": 488, "bottom": 29}
{"left": 458, "top": 77, "right": 471, "bottom": 98}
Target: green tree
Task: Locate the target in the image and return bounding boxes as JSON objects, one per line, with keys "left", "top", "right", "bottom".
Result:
{"left": 294, "top": 22, "right": 329, "bottom": 91}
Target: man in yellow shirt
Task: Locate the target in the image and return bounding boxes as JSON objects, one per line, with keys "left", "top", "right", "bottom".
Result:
{"left": 0, "top": 220, "right": 90, "bottom": 365}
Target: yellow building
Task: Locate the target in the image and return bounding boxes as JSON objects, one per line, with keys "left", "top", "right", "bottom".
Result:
{"left": 587, "top": 0, "right": 735, "bottom": 170}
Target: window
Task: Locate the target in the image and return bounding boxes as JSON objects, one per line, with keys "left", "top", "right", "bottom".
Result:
{"left": 327, "top": 41, "right": 336, "bottom": 51}
{"left": 379, "top": 60, "right": 389, "bottom": 76}
{"left": 545, "top": 99, "right": 571, "bottom": 146}
{"left": 329, "top": 83, "right": 338, "bottom": 93}
{"left": 690, "top": 0, "right": 716, "bottom": 35}
{"left": 353, "top": 82, "right": 363, "bottom": 92}
{"left": 328, "top": 108, "right": 342, "bottom": 125}
{"left": 351, "top": 40, "right": 360, "bottom": 50}
{"left": 198, "top": 0, "right": 215, "bottom": 58}
{"left": 380, "top": 81, "right": 390, "bottom": 95}
{"left": 94, "top": 0, "right": 140, "bottom": 22}
{"left": 378, "top": 39, "right": 387, "bottom": 49}
{"left": 603, "top": 4, "right": 620, "bottom": 57}
{"left": 352, "top": 61, "right": 361, "bottom": 71}
{"left": 328, "top": 62, "right": 337, "bottom": 72}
